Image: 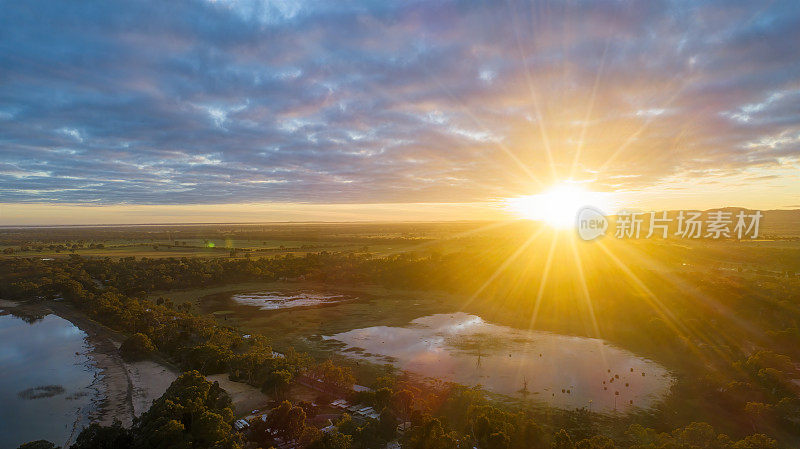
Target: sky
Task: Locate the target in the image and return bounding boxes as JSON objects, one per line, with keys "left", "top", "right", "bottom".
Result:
{"left": 1, "top": 0, "right": 799, "bottom": 225}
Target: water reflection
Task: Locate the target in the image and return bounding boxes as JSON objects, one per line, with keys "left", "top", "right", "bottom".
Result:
{"left": 327, "top": 313, "right": 673, "bottom": 413}
{"left": 232, "top": 291, "right": 351, "bottom": 310}
{"left": 0, "top": 312, "right": 99, "bottom": 448}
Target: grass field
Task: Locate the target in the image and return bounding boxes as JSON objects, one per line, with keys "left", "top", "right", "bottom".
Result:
{"left": 0, "top": 222, "right": 472, "bottom": 259}
{"left": 151, "top": 281, "right": 458, "bottom": 372}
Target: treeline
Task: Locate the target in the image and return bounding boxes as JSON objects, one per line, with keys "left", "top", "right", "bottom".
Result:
{"left": 0, "top": 252, "right": 468, "bottom": 295}
{"left": 26, "top": 375, "right": 781, "bottom": 449}
{"left": 22, "top": 370, "right": 782, "bottom": 449}
{"left": 244, "top": 380, "right": 781, "bottom": 449}
{"left": 0, "top": 256, "right": 351, "bottom": 396}
{"left": 3, "top": 251, "right": 800, "bottom": 447}
{"left": 0, "top": 221, "right": 465, "bottom": 247}
{"left": 2, "top": 242, "right": 105, "bottom": 254}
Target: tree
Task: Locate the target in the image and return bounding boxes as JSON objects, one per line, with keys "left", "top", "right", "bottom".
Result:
{"left": 474, "top": 415, "right": 491, "bottom": 442}
{"left": 733, "top": 434, "right": 777, "bottom": 449}
{"left": 312, "top": 360, "right": 355, "bottom": 391}
{"left": 379, "top": 408, "right": 398, "bottom": 440}
{"left": 120, "top": 333, "right": 156, "bottom": 361}
{"left": 575, "top": 435, "right": 615, "bottom": 449}
{"left": 392, "top": 389, "right": 414, "bottom": 419}
{"left": 17, "top": 441, "right": 58, "bottom": 449}
{"left": 262, "top": 369, "right": 293, "bottom": 399}
{"left": 70, "top": 421, "right": 132, "bottom": 449}
{"left": 307, "top": 432, "right": 352, "bottom": 449}
{"left": 487, "top": 432, "right": 510, "bottom": 449}
{"left": 228, "top": 335, "right": 272, "bottom": 385}
{"left": 672, "top": 422, "right": 716, "bottom": 448}
{"left": 134, "top": 371, "right": 238, "bottom": 449}
{"left": 516, "top": 419, "right": 546, "bottom": 449}
{"left": 183, "top": 344, "right": 231, "bottom": 374}
{"left": 336, "top": 414, "right": 359, "bottom": 437}
{"left": 744, "top": 402, "right": 772, "bottom": 432}
{"left": 402, "top": 416, "right": 459, "bottom": 449}
{"left": 373, "top": 387, "right": 392, "bottom": 410}
{"left": 253, "top": 400, "right": 307, "bottom": 445}
{"left": 552, "top": 430, "right": 574, "bottom": 449}
{"left": 353, "top": 420, "right": 384, "bottom": 449}
{"left": 625, "top": 424, "right": 662, "bottom": 447}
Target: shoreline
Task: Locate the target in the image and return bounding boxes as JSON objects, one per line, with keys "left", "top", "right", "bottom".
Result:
{"left": 47, "top": 302, "right": 180, "bottom": 427}
{"left": 3, "top": 298, "right": 276, "bottom": 435}
{"left": 47, "top": 302, "right": 271, "bottom": 419}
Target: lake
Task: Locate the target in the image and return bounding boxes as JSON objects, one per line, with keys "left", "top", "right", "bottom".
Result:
{"left": 0, "top": 309, "right": 100, "bottom": 448}
{"left": 326, "top": 312, "right": 673, "bottom": 413}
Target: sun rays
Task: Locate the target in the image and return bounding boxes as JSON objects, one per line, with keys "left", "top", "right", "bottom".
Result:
{"left": 430, "top": 222, "right": 767, "bottom": 383}
{"left": 371, "top": 4, "right": 767, "bottom": 379}
{"left": 505, "top": 182, "right": 616, "bottom": 228}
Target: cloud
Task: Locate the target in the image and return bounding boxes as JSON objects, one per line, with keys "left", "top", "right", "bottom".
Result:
{"left": 0, "top": 0, "right": 799, "bottom": 205}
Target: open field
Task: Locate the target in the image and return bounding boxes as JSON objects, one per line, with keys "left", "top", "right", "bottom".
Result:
{"left": 0, "top": 222, "right": 485, "bottom": 260}
{"left": 3, "top": 213, "right": 798, "bottom": 261}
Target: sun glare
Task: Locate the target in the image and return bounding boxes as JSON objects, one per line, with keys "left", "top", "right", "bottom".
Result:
{"left": 507, "top": 183, "right": 612, "bottom": 228}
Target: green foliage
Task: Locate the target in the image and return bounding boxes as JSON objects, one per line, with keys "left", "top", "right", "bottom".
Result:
{"left": 335, "top": 413, "right": 358, "bottom": 436}
{"left": 4, "top": 247, "right": 800, "bottom": 449}
{"left": 732, "top": 433, "right": 777, "bottom": 449}
{"left": 307, "top": 432, "right": 352, "bottom": 449}
{"left": 402, "top": 416, "right": 460, "bottom": 449}
{"left": 330, "top": 410, "right": 397, "bottom": 449}
{"left": 51, "top": 373, "right": 239, "bottom": 449}
{"left": 487, "top": 431, "right": 510, "bottom": 449}
{"left": 624, "top": 422, "right": 780, "bottom": 449}
{"left": 17, "top": 441, "right": 59, "bottom": 449}
{"left": 312, "top": 359, "right": 356, "bottom": 391}
{"left": 119, "top": 333, "right": 156, "bottom": 361}
{"left": 250, "top": 401, "right": 307, "bottom": 447}
{"left": 262, "top": 369, "right": 293, "bottom": 399}
{"left": 379, "top": 408, "right": 399, "bottom": 440}
{"left": 575, "top": 435, "right": 615, "bottom": 449}
{"left": 134, "top": 371, "right": 239, "bottom": 449}
{"left": 552, "top": 430, "right": 574, "bottom": 449}
{"left": 70, "top": 421, "right": 132, "bottom": 449}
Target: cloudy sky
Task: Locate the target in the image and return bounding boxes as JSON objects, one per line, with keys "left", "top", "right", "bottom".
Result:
{"left": 1, "top": 0, "right": 799, "bottom": 224}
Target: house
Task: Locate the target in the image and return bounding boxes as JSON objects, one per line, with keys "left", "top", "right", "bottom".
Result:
{"left": 396, "top": 422, "right": 412, "bottom": 435}
{"left": 347, "top": 404, "right": 364, "bottom": 413}
{"left": 233, "top": 419, "right": 249, "bottom": 431}
{"left": 331, "top": 399, "right": 350, "bottom": 409}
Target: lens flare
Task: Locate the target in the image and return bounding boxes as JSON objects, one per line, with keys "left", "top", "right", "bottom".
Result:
{"left": 506, "top": 183, "right": 614, "bottom": 228}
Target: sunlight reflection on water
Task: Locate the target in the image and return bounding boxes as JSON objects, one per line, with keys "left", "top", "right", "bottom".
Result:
{"left": 327, "top": 312, "right": 673, "bottom": 413}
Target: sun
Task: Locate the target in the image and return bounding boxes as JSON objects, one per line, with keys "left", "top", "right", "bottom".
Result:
{"left": 506, "top": 183, "right": 612, "bottom": 228}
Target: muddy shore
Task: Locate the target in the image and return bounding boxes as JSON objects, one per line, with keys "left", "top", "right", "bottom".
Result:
{"left": 46, "top": 302, "right": 180, "bottom": 427}
{"left": 3, "top": 299, "right": 271, "bottom": 433}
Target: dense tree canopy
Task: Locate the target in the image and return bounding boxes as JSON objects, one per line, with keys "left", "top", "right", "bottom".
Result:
{"left": 4, "top": 247, "right": 799, "bottom": 449}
